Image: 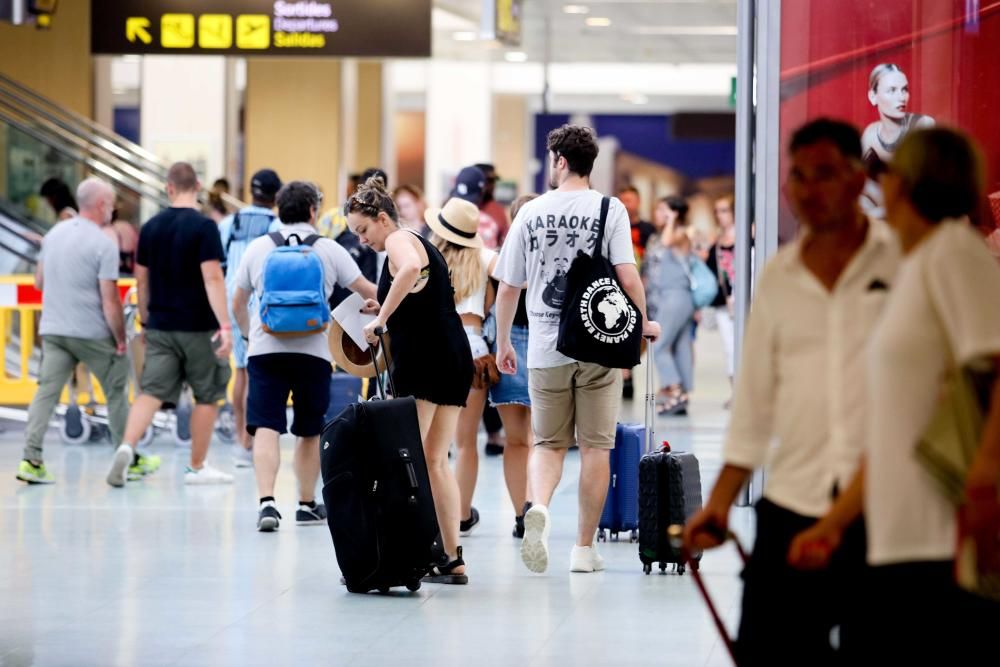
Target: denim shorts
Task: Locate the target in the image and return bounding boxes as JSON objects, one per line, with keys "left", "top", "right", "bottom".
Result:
{"left": 489, "top": 325, "right": 530, "bottom": 407}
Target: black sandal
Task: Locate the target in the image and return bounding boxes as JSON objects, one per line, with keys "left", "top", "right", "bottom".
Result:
{"left": 422, "top": 546, "right": 468, "bottom": 585}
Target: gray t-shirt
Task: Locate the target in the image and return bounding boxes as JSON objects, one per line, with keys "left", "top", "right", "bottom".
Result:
{"left": 234, "top": 223, "right": 363, "bottom": 362}
{"left": 493, "top": 189, "right": 635, "bottom": 368}
{"left": 38, "top": 217, "right": 120, "bottom": 340}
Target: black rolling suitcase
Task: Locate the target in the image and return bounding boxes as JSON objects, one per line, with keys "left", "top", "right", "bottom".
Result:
{"left": 638, "top": 440, "right": 704, "bottom": 575}
{"left": 320, "top": 328, "right": 439, "bottom": 594}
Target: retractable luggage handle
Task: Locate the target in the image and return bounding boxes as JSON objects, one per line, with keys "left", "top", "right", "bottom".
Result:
{"left": 367, "top": 326, "right": 396, "bottom": 400}
{"left": 643, "top": 335, "right": 656, "bottom": 453}
{"left": 668, "top": 525, "right": 749, "bottom": 666}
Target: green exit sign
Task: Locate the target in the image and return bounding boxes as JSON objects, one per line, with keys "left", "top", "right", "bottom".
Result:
{"left": 729, "top": 76, "right": 737, "bottom": 109}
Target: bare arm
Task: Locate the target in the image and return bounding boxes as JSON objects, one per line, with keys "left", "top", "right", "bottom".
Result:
{"left": 135, "top": 263, "right": 150, "bottom": 324}
{"left": 967, "top": 357, "right": 1000, "bottom": 494}
{"left": 348, "top": 276, "right": 377, "bottom": 301}
{"left": 787, "top": 462, "right": 865, "bottom": 569}
{"left": 34, "top": 260, "right": 44, "bottom": 291}
{"left": 232, "top": 286, "right": 251, "bottom": 341}
{"left": 99, "top": 279, "right": 126, "bottom": 349}
{"left": 615, "top": 262, "right": 660, "bottom": 340}
{"left": 495, "top": 281, "right": 521, "bottom": 375}
{"left": 200, "top": 259, "right": 232, "bottom": 358}
{"left": 373, "top": 233, "right": 421, "bottom": 327}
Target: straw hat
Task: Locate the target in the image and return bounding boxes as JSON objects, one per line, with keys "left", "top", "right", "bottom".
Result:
{"left": 329, "top": 320, "right": 391, "bottom": 378}
{"left": 424, "top": 197, "right": 482, "bottom": 248}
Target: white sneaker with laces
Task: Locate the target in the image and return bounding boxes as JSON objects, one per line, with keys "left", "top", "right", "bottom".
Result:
{"left": 520, "top": 505, "right": 551, "bottom": 573}
{"left": 107, "top": 444, "right": 133, "bottom": 488}
{"left": 232, "top": 446, "right": 254, "bottom": 468}
{"left": 184, "top": 463, "right": 234, "bottom": 485}
{"left": 570, "top": 544, "right": 606, "bottom": 573}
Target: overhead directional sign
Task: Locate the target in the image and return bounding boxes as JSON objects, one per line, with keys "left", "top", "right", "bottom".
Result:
{"left": 92, "top": 1, "right": 431, "bottom": 57}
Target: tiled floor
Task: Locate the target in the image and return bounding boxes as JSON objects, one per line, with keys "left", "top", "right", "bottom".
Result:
{"left": 0, "top": 331, "right": 755, "bottom": 667}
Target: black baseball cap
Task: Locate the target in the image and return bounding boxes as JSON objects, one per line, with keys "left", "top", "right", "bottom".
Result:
{"left": 250, "top": 169, "right": 282, "bottom": 200}
{"left": 450, "top": 166, "right": 486, "bottom": 204}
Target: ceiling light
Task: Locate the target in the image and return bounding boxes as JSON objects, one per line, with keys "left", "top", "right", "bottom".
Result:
{"left": 585, "top": 17, "right": 612, "bottom": 27}
{"left": 504, "top": 51, "right": 528, "bottom": 62}
{"left": 563, "top": 4, "right": 590, "bottom": 14}
{"left": 632, "top": 26, "right": 737, "bottom": 36}
{"left": 452, "top": 31, "right": 477, "bottom": 41}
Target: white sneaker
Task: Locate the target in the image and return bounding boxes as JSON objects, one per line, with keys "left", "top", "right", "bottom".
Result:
{"left": 232, "top": 446, "right": 254, "bottom": 468}
{"left": 521, "top": 505, "right": 551, "bottom": 573}
{"left": 184, "top": 464, "right": 233, "bottom": 485}
{"left": 106, "top": 444, "right": 133, "bottom": 488}
{"left": 570, "top": 544, "right": 606, "bottom": 573}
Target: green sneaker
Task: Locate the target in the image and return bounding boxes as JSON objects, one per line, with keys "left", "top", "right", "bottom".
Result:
{"left": 127, "top": 453, "right": 162, "bottom": 480}
{"left": 16, "top": 460, "right": 55, "bottom": 484}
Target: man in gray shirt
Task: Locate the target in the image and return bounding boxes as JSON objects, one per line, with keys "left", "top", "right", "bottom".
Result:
{"left": 18, "top": 178, "right": 132, "bottom": 484}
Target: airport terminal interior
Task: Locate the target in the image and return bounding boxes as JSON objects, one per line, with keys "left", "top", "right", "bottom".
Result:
{"left": 2, "top": 1, "right": 999, "bottom": 666}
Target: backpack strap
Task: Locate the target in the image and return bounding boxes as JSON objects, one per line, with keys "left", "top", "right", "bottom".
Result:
{"left": 224, "top": 212, "right": 241, "bottom": 258}
{"left": 300, "top": 234, "right": 321, "bottom": 247}
{"left": 268, "top": 231, "right": 286, "bottom": 247}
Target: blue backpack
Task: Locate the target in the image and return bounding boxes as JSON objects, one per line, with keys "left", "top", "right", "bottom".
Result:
{"left": 688, "top": 256, "right": 719, "bottom": 309}
{"left": 259, "top": 232, "right": 330, "bottom": 337}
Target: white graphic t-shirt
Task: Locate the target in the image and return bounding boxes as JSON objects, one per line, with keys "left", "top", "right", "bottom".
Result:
{"left": 493, "top": 189, "right": 635, "bottom": 369}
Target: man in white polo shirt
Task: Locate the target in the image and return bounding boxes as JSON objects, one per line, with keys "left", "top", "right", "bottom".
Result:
{"left": 684, "top": 119, "right": 901, "bottom": 665}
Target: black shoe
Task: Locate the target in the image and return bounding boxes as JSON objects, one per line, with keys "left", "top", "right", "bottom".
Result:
{"left": 257, "top": 504, "right": 281, "bottom": 532}
{"left": 484, "top": 442, "right": 504, "bottom": 456}
{"left": 460, "top": 507, "right": 480, "bottom": 536}
{"left": 296, "top": 503, "right": 327, "bottom": 525}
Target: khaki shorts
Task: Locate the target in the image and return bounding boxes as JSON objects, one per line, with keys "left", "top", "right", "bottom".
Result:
{"left": 529, "top": 362, "right": 622, "bottom": 450}
{"left": 141, "top": 329, "right": 231, "bottom": 405}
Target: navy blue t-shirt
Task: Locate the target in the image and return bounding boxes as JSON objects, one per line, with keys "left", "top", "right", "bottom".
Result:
{"left": 137, "top": 207, "right": 225, "bottom": 331}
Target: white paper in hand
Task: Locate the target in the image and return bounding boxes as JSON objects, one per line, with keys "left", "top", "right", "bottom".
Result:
{"left": 332, "top": 293, "right": 377, "bottom": 352}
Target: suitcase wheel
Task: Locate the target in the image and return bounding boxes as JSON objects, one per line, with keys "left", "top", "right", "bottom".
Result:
{"left": 630, "top": 530, "right": 638, "bottom": 543}
{"left": 659, "top": 562, "right": 667, "bottom": 573}
{"left": 643, "top": 563, "right": 652, "bottom": 575}
{"left": 677, "top": 563, "right": 686, "bottom": 576}
{"left": 405, "top": 580, "right": 421, "bottom": 592}
{"left": 597, "top": 530, "right": 607, "bottom": 543}
{"left": 378, "top": 586, "right": 390, "bottom": 594}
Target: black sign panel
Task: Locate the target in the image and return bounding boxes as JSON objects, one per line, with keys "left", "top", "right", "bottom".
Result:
{"left": 91, "top": 0, "right": 431, "bottom": 57}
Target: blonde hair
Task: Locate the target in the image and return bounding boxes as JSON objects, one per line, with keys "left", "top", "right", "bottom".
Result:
{"left": 432, "top": 236, "right": 485, "bottom": 304}
{"left": 869, "top": 63, "right": 903, "bottom": 93}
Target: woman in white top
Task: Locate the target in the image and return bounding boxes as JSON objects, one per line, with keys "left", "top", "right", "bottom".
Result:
{"left": 789, "top": 127, "right": 1000, "bottom": 660}
{"left": 428, "top": 197, "right": 499, "bottom": 535}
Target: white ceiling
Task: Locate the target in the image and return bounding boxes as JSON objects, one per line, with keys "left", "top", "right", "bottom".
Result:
{"left": 432, "top": 0, "right": 738, "bottom": 64}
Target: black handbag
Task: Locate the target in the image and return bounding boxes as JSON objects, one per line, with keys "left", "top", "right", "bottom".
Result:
{"left": 556, "top": 196, "right": 643, "bottom": 369}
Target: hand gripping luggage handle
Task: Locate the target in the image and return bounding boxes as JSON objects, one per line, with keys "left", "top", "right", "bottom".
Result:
{"left": 643, "top": 335, "right": 656, "bottom": 454}
{"left": 368, "top": 326, "right": 397, "bottom": 400}
{"left": 668, "top": 525, "right": 748, "bottom": 666}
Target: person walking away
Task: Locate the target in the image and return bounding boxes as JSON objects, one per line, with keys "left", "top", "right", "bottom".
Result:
{"left": 706, "top": 193, "right": 737, "bottom": 407}
{"left": 493, "top": 124, "right": 660, "bottom": 574}
{"left": 233, "top": 181, "right": 377, "bottom": 532}
{"left": 491, "top": 193, "right": 538, "bottom": 537}
{"left": 219, "top": 168, "right": 283, "bottom": 467}
{"left": 39, "top": 178, "right": 77, "bottom": 222}
{"left": 347, "top": 176, "right": 474, "bottom": 585}
{"left": 474, "top": 163, "right": 510, "bottom": 244}
{"left": 107, "top": 162, "right": 234, "bottom": 487}
{"left": 786, "top": 127, "right": 1000, "bottom": 663}
{"left": 618, "top": 185, "right": 655, "bottom": 399}
{"left": 684, "top": 119, "right": 901, "bottom": 665}
{"left": 644, "top": 195, "right": 697, "bottom": 415}
{"left": 17, "top": 178, "right": 136, "bottom": 484}
{"left": 427, "top": 197, "right": 499, "bottom": 536}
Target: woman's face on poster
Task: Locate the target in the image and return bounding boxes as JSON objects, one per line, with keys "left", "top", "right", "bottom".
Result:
{"left": 870, "top": 70, "right": 910, "bottom": 120}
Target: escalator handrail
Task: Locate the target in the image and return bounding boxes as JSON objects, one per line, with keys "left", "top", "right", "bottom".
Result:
{"left": 0, "top": 71, "right": 165, "bottom": 174}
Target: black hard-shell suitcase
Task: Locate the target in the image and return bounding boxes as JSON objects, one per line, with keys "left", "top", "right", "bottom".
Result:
{"left": 320, "top": 329, "right": 439, "bottom": 594}
{"left": 638, "top": 443, "right": 704, "bottom": 574}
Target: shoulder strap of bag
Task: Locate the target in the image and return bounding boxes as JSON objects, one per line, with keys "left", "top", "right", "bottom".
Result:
{"left": 714, "top": 245, "right": 730, "bottom": 298}
{"left": 593, "top": 196, "right": 611, "bottom": 260}
{"left": 301, "top": 234, "right": 321, "bottom": 247}
{"left": 225, "top": 212, "right": 241, "bottom": 257}
{"left": 268, "top": 231, "right": 286, "bottom": 247}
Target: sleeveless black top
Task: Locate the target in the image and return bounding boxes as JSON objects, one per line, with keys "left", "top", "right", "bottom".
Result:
{"left": 376, "top": 231, "right": 473, "bottom": 407}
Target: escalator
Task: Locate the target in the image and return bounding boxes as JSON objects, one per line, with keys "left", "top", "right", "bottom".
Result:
{"left": 0, "top": 70, "right": 245, "bottom": 266}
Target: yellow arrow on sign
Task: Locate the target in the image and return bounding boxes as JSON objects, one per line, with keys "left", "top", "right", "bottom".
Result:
{"left": 126, "top": 17, "right": 152, "bottom": 45}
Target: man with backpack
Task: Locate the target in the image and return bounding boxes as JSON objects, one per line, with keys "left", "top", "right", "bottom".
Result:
{"left": 218, "top": 168, "right": 283, "bottom": 467}
{"left": 493, "top": 124, "right": 660, "bottom": 573}
{"left": 232, "top": 181, "right": 377, "bottom": 532}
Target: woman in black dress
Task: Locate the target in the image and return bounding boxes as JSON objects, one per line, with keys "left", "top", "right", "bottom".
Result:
{"left": 347, "top": 177, "right": 473, "bottom": 584}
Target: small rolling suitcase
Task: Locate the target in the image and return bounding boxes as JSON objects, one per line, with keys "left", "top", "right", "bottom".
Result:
{"left": 597, "top": 350, "right": 656, "bottom": 543}
{"left": 324, "top": 373, "right": 363, "bottom": 424}
{"left": 638, "top": 440, "right": 704, "bottom": 574}
{"left": 320, "top": 329, "right": 439, "bottom": 594}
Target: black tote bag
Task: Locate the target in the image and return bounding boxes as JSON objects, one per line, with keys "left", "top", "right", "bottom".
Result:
{"left": 556, "top": 196, "right": 642, "bottom": 368}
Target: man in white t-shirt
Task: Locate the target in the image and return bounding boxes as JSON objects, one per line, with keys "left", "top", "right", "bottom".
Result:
{"left": 684, "top": 119, "right": 901, "bottom": 664}
{"left": 232, "top": 181, "right": 376, "bottom": 532}
{"left": 494, "top": 124, "right": 660, "bottom": 574}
